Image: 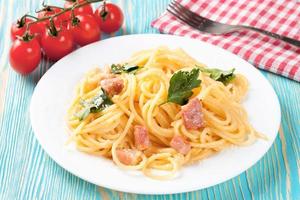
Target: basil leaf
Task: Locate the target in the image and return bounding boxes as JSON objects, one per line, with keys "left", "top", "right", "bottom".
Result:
{"left": 76, "top": 89, "right": 113, "bottom": 120}
{"left": 111, "top": 64, "right": 124, "bottom": 74}
{"left": 123, "top": 65, "right": 140, "bottom": 73}
{"left": 167, "top": 68, "right": 201, "bottom": 105}
{"left": 110, "top": 64, "right": 140, "bottom": 74}
{"left": 198, "top": 66, "right": 235, "bottom": 85}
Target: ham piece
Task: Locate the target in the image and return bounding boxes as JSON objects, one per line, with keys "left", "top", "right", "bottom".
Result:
{"left": 116, "top": 149, "right": 139, "bottom": 165}
{"left": 181, "top": 98, "right": 205, "bottom": 130}
{"left": 170, "top": 135, "right": 191, "bottom": 155}
{"left": 100, "top": 77, "right": 124, "bottom": 96}
{"left": 134, "top": 125, "right": 151, "bottom": 150}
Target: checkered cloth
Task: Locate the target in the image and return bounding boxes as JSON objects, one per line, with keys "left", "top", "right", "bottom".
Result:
{"left": 151, "top": 0, "right": 300, "bottom": 82}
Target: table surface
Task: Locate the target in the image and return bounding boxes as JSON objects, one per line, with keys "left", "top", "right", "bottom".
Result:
{"left": 0, "top": 0, "right": 299, "bottom": 199}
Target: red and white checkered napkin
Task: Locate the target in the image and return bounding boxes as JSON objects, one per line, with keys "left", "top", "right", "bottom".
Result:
{"left": 151, "top": 0, "right": 300, "bottom": 82}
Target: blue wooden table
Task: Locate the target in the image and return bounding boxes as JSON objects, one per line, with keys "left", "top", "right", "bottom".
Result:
{"left": 0, "top": 0, "right": 299, "bottom": 199}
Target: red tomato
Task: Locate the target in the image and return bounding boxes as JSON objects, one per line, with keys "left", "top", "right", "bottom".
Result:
{"left": 38, "top": 7, "right": 67, "bottom": 27}
{"left": 64, "top": 0, "right": 93, "bottom": 19}
{"left": 94, "top": 3, "right": 124, "bottom": 34}
{"left": 68, "top": 14, "right": 101, "bottom": 46}
{"left": 35, "top": 21, "right": 47, "bottom": 35}
{"left": 41, "top": 29, "right": 74, "bottom": 61}
{"left": 9, "top": 37, "right": 41, "bottom": 75}
{"left": 10, "top": 17, "right": 42, "bottom": 42}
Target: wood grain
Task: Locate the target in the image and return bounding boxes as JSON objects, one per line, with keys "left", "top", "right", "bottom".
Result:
{"left": 0, "top": 0, "right": 299, "bottom": 199}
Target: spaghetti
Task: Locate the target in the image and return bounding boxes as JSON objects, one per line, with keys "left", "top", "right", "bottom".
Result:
{"left": 67, "top": 47, "right": 263, "bottom": 179}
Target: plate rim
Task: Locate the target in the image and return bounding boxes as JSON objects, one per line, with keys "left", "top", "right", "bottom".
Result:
{"left": 30, "top": 33, "right": 281, "bottom": 194}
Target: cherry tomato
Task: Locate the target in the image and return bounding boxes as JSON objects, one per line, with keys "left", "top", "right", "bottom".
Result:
{"left": 9, "top": 36, "right": 41, "bottom": 75}
{"left": 94, "top": 3, "right": 124, "bottom": 34}
{"left": 68, "top": 14, "right": 101, "bottom": 46}
{"left": 38, "top": 7, "right": 67, "bottom": 28}
{"left": 64, "top": 0, "right": 93, "bottom": 19}
{"left": 35, "top": 21, "right": 48, "bottom": 35}
{"left": 41, "top": 28, "right": 74, "bottom": 61}
{"left": 10, "top": 17, "right": 42, "bottom": 42}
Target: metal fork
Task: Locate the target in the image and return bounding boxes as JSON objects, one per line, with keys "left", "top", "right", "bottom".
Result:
{"left": 167, "top": 1, "right": 300, "bottom": 48}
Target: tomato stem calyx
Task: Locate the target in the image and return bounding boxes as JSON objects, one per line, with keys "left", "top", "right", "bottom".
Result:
{"left": 17, "top": 15, "right": 38, "bottom": 28}
{"left": 20, "top": 32, "right": 34, "bottom": 42}
{"left": 100, "top": 1, "right": 108, "bottom": 21}
{"left": 17, "top": 16, "right": 27, "bottom": 28}
{"left": 71, "top": 17, "right": 80, "bottom": 26}
{"left": 47, "top": 18, "right": 60, "bottom": 37}
{"left": 70, "top": 6, "right": 80, "bottom": 26}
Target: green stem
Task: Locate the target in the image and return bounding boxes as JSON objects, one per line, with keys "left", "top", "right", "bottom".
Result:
{"left": 70, "top": 7, "right": 80, "bottom": 26}
{"left": 23, "top": 14, "right": 39, "bottom": 20}
{"left": 47, "top": 18, "right": 59, "bottom": 36}
{"left": 25, "top": 0, "right": 104, "bottom": 32}
{"left": 100, "top": 0, "right": 108, "bottom": 20}
{"left": 42, "top": 1, "right": 64, "bottom": 10}
{"left": 35, "top": 2, "right": 64, "bottom": 13}
{"left": 19, "top": 32, "right": 34, "bottom": 42}
{"left": 17, "top": 14, "right": 38, "bottom": 28}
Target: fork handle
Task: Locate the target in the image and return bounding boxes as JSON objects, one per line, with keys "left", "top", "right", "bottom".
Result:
{"left": 242, "top": 26, "right": 300, "bottom": 48}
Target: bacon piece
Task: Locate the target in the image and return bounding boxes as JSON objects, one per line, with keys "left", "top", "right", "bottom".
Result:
{"left": 100, "top": 77, "right": 124, "bottom": 96}
{"left": 116, "top": 149, "right": 139, "bottom": 165}
{"left": 134, "top": 125, "right": 151, "bottom": 150}
{"left": 170, "top": 135, "right": 191, "bottom": 155}
{"left": 181, "top": 98, "right": 205, "bottom": 130}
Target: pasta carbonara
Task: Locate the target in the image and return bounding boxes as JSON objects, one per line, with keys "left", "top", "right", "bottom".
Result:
{"left": 67, "top": 47, "right": 263, "bottom": 179}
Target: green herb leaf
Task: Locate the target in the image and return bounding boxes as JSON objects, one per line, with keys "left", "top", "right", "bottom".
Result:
{"left": 76, "top": 108, "right": 90, "bottom": 121}
{"left": 197, "top": 66, "right": 236, "bottom": 85}
{"left": 167, "top": 68, "right": 201, "bottom": 105}
{"left": 123, "top": 65, "right": 139, "bottom": 73}
{"left": 111, "top": 64, "right": 124, "bottom": 74}
{"left": 111, "top": 64, "right": 140, "bottom": 74}
{"left": 75, "top": 89, "right": 113, "bottom": 120}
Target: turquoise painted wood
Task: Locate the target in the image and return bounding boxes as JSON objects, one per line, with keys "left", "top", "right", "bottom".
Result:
{"left": 0, "top": 0, "right": 299, "bottom": 199}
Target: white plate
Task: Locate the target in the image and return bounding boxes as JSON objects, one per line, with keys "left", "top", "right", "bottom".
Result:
{"left": 30, "top": 34, "right": 281, "bottom": 194}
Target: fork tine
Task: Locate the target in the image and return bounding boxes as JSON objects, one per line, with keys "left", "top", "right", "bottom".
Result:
{"left": 170, "top": 1, "right": 215, "bottom": 25}
{"left": 167, "top": 2, "right": 201, "bottom": 28}
{"left": 167, "top": 6, "right": 200, "bottom": 29}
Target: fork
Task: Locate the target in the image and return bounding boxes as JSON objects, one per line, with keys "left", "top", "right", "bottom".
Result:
{"left": 167, "top": 1, "right": 300, "bottom": 48}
